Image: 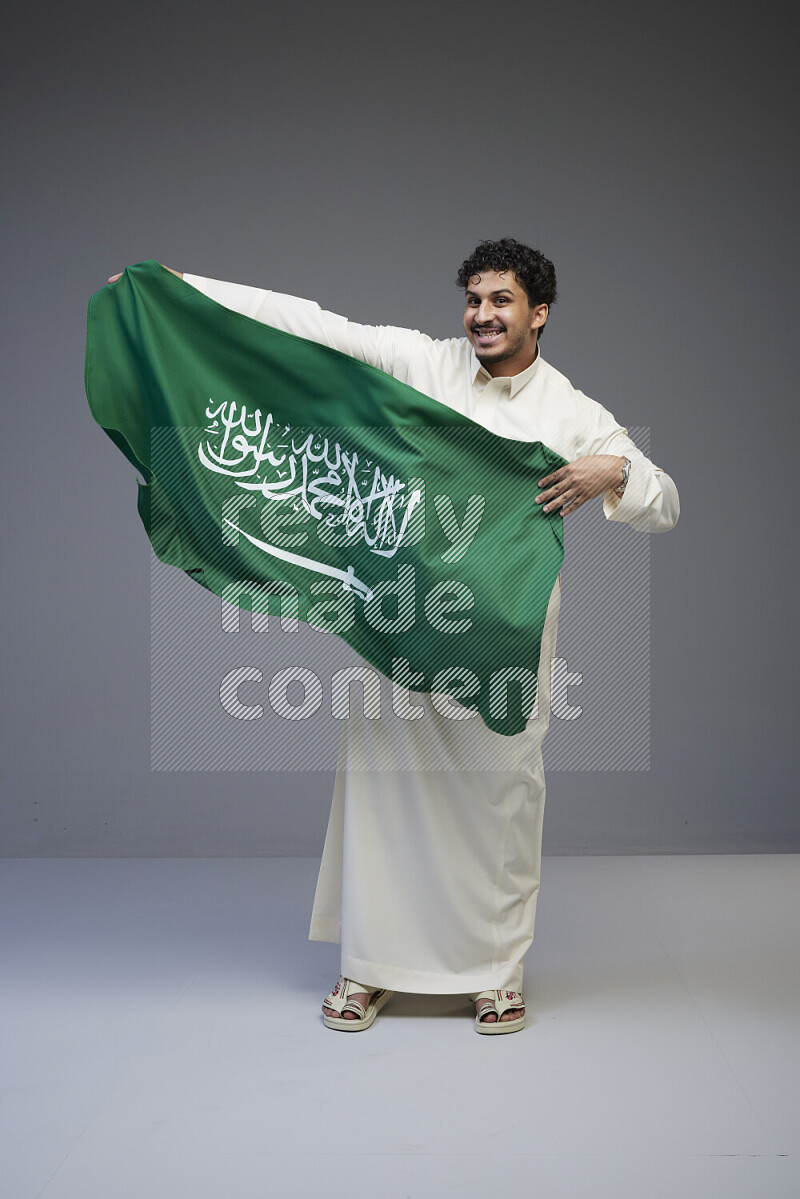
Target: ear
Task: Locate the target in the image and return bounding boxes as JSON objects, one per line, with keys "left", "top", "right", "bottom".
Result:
{"left": 530, "top": 303, "right": 549, "bottom": 332}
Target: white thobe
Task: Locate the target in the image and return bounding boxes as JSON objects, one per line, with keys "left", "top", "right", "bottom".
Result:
{"left": 184, "top": 273, "right": 680, "bottom": 994}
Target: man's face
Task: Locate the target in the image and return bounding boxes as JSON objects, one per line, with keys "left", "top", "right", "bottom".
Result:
{"left": 462, "top": 270, "right": 548, "bottom": 377}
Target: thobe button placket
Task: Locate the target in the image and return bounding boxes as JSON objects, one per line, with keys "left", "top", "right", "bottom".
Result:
{"left": 479, "top": 378, "right": 510, "bottom": 436}
{"left": 473, "top": 378, "right": 511, "bottom": 433}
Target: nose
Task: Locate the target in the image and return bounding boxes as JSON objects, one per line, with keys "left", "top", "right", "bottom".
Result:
{"left": 475, "top": 299, "right": 496, "bottom": 324}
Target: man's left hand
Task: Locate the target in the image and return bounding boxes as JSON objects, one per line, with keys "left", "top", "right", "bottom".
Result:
{"left": 536, "top": 455, "right": 627, "bottom": 516}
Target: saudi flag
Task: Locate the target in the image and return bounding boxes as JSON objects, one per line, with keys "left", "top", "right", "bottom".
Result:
{"left": 85, "top": 261, "right": 566, "bottom": 736}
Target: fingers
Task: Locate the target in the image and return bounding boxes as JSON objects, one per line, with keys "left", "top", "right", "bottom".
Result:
{"left": 537, "top": 470, "right": 561, "bottom": 489}
{"left": 537, "top": 488, "right": 567, "bottom": 510}
{"left": 538, "top": 455, "right": 620, "bottom": 517}
{"left": 107, "top": 272, "right": 123, "bottom": 284}
{"left": 537, "top": 484, "right": 581, "bottom": 513}
{"left": 537, "top": 465, "right": 588, "bottom": 516}
{"left": 536, "top": 483, "right": 583, "bottom": 516}
{"left": 536, "top": 466, "right": 571, "bottom": 510}
{"left": 535, "top": 482, "right": 565, "bottom": 508}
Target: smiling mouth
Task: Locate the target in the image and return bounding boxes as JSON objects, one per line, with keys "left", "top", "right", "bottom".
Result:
{"left": 473, "top": 327, "right": 504, "bottom": 344}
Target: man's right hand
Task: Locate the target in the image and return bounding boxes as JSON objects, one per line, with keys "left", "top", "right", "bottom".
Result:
{"left": 107, "top": 266, "right": 182, "bottom": 284}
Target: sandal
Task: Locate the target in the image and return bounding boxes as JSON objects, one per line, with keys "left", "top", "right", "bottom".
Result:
{"left": 470, "top": 989, "right": 526, "bottom": 1035}
{"left": 322, "top": 975, "right": 394, "bottom": 1032}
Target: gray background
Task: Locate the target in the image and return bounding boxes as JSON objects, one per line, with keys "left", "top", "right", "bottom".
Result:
{"left": 2, "top": 0, "right": 797, "bottom": 855}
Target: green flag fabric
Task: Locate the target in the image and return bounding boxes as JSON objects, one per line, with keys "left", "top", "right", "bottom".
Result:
{"left": 85, "top": 261, "right": 566, "bottom": 736}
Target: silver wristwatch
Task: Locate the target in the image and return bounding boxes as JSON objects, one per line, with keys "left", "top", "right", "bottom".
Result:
{"left": 614, "top": 457, "right": 631, "bottom": 498}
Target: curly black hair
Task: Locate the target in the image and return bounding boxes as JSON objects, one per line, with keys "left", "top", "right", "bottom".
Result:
{"left": 456, "top": 238, "right": 557, "bottom": 337}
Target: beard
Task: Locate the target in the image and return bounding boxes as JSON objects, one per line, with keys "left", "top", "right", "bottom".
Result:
{"left": 473, "top": 325, "right": 529, "bottom": 366}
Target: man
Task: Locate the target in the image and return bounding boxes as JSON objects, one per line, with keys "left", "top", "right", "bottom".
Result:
{"left": 110, "top": 238, "right": 679, "bottom": 1032}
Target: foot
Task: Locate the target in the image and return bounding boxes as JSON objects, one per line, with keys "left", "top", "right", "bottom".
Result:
{"left": 322, "top": 978, "right": 373, "bottom": 1021}
{"left": 474, "top": 989, "right": 526, "bottom": 1027}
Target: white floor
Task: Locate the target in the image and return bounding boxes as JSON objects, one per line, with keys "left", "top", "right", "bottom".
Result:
{"left": 1, "top": 855, "right": 798, "bottom": 1199}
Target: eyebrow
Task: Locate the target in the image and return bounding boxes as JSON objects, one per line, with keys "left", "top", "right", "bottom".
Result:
{"left": 465, "top": 288, "right": 515, "bottom": 299}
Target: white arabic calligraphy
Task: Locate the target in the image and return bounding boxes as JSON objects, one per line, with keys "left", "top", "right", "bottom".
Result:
{"left": 199, "top": 399, "right": 422, "bottom": 599}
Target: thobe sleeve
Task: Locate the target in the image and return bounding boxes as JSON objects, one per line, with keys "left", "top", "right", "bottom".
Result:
{"left": 574, "top": 393, "right": 680, "bottom": 534}
{"left": 182, "top": 273, "right": 429, "bottom": 379}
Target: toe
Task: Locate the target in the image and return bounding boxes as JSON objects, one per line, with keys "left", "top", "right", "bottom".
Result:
{"left": 476, "top": 1000, "right": 498, "bottom": 1023}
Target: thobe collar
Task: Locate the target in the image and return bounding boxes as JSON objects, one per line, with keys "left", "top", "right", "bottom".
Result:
{"left": 469, "top": 343, "right": 543, "bottom": 397}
